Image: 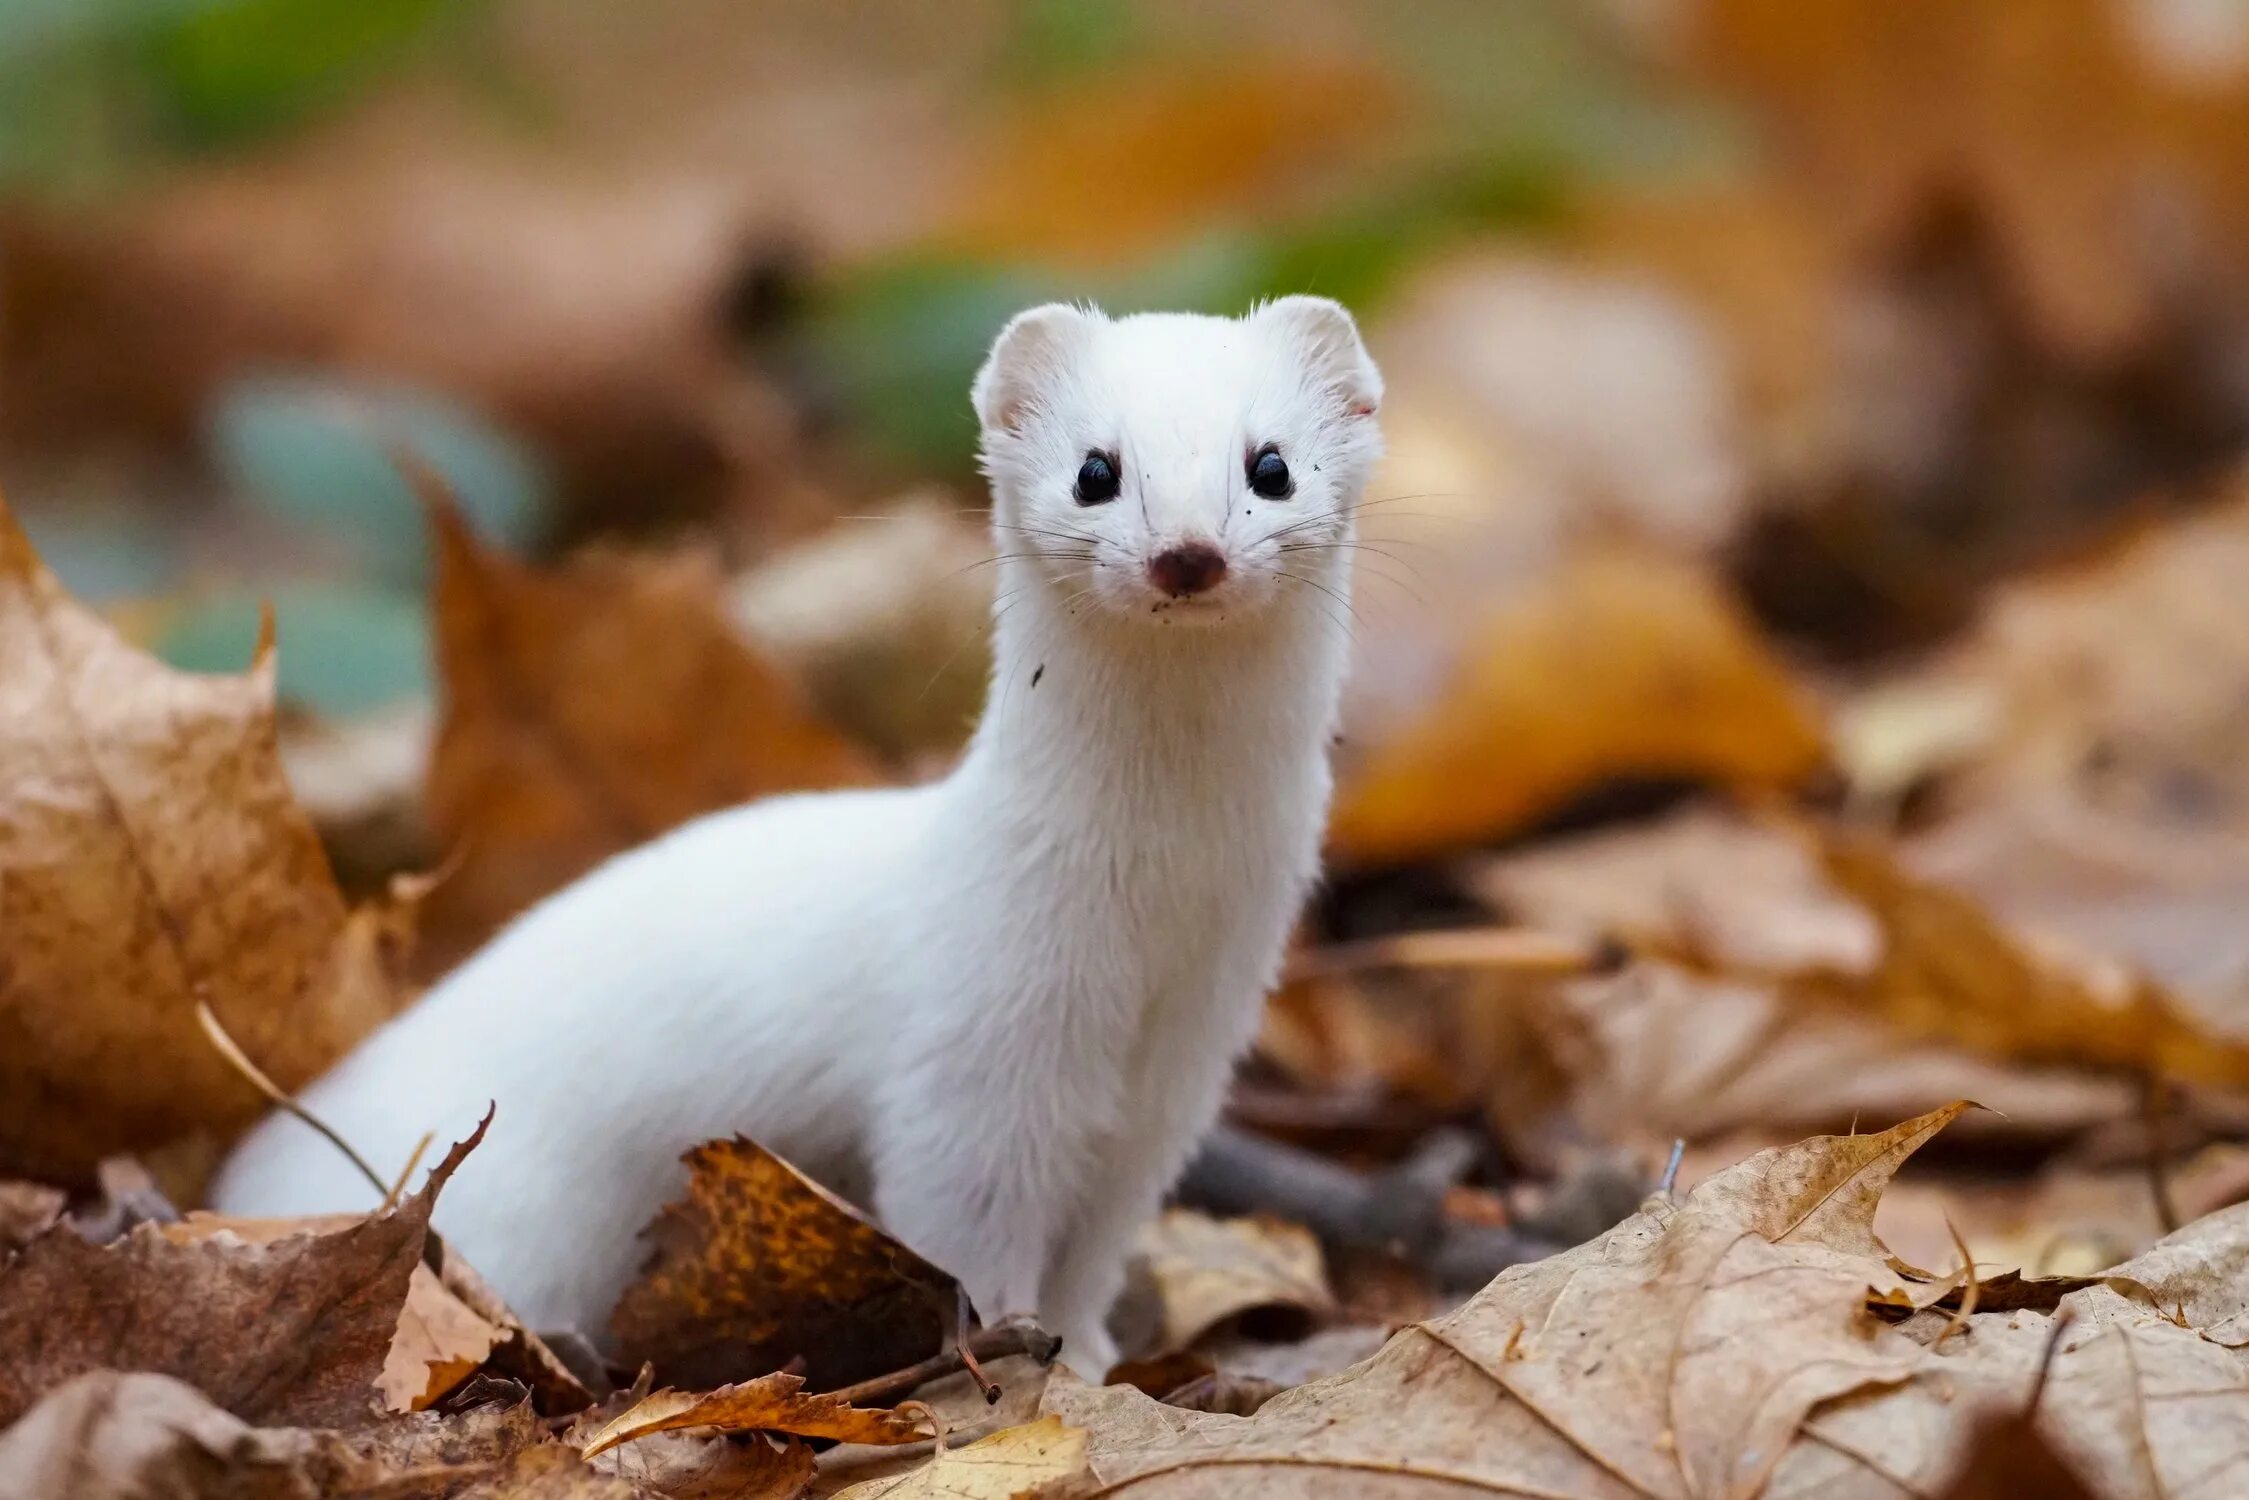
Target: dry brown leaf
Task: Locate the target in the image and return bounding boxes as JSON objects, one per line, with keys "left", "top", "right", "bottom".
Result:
{"left": 0, "top": 1370, "right": 364, "bottom": 1500}
{"left": 2104, "top": 1201, "right": 2249, "bottom": 1347}
{"left": 830, "top": 1414, "right": 1088, "bottom": 1500}
{"left": 1329, "top": 548, "right": 1824, "bottom": 866}
{"left": 1698, "top": 0, "right": 2249, "bottom": 363}
{"left": 585, "top": 1428, "right": 812, "bottom": 1500}
{"left": 609, "top": 1136, "right": 960, "bottom": 1391}
{"left": 1820, "top": 829, "right": 2249, "bottom": 1086}
{"left": 0, "top": 1184, "right": 62, "bottom": 1254}
{"left": 162, "top": 1209, "right": 504, "bottom": 1414}
{"left": 578, "top": 1371, "right": 927, "bottom": 1459}
{"left": 0, "top": 1115, "right": 485, "bottom": 1429}
{"left": 1126, "top": 1211, "right": 1332, "bottom": 1357}
{"left": 0, "top": 496, "right": 413, "bottom": 1182}
{"left": 419, "top": 485, "right": 876, "bottom": 966}
{"left": 1024, "top": 1108, "right": 1961, "bottom": 1499}
{"left": 392, "top": 1443, "right": 653, "bottom": 1498}
{"left": 949, "top": 65, "right": 1388, "bottom": 266}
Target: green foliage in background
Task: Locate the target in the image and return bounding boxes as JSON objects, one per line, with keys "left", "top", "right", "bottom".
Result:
{"left": 0, "top": 0, "right": 479, "bottom": 187}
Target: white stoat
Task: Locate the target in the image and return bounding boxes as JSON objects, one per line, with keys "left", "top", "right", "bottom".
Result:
{"left": 213, "top": 297, "right": 1383, "bottom": 1375}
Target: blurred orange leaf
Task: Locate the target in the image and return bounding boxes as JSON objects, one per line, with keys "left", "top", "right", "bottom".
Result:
{"left": 1329, "top": 549, "right": 1825, "bottom": 866}
{"left": 418, "top": 486, "right": 878, "bottom": 965}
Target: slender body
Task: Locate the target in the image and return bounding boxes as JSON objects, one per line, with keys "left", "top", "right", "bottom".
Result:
{"left": 214, "top": 299, "right": 1384, "bottom": 1374}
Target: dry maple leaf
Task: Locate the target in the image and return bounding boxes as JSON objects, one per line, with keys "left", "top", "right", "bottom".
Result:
{"left": 0, "top": 496, "right": 416, "bottom": 1182}
{"left": 608, "top": 1136, "right": 961, "bottom": 1392}
{"left": 576, "top": 1370, "right": 928, "bottom": 1459}
{"left": 831, "top": 1413, "right": 1090, "bottom": 1500}
{"left": 1028, "top": 1106, "right": 1966, "bottom": 1499}
{"left": 416, "top": 477, "right": 876, "bottom": 966}
{"left": 0, "top": 1112, "right": 486, "bottom": 1429}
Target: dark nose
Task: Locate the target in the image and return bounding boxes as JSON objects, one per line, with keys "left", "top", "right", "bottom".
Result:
{"left": 1147, "top": 542, "right": 1228, "bottom": 598}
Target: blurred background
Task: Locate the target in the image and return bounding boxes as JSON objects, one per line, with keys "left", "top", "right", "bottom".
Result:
{"left": 10, "top": 0, "right": 2249, "bottom": 1290}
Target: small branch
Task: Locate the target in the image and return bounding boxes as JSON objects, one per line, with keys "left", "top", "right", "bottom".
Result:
{"left": 379, "top": 1132, "right": 435, "bottom": 1216}
{"left": 2143, "top": 1074, "right": 2180, "bottom": 1234}
{"left": 196, "top": 999, "right": 389, "bottom": 1202}
{"left": 1285, "top": 927, "right": 1626, "bottom": 984}
{"left": 1657, "top": 1139, "right": 1686, "bottom": 1200}
{"left": 822, "top": 1320, "right": 1059, "bottom": 1410}
{"left": 955, "top": 1285, "right": 999, "bottom": 1403}
{"left": 1180, "top": 1125, "right": 1614, "bottom": 1290}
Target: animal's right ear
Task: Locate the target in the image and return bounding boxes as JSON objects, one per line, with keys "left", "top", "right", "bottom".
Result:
{"left": 972, "top": 303, "right": 1095, "bottom": 434}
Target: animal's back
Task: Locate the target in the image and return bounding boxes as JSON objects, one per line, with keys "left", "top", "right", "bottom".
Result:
{"left": 212, "top": 782, "right": 932, "bottom": 1333}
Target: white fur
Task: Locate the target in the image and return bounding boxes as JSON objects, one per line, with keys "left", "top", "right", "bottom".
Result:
{"left": 212, "top": 299, "right": 1383, "bottom": 1376}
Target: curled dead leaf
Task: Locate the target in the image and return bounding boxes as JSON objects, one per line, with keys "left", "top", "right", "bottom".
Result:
{"left": 1125, "top": 1211, "right": 1333, "bottom": 1357}
{"left": 609, "top": 1136, "right": 961, "bottom": 1392}
{"left": 576, "top": 1370, "right": 927, "bottom": 1459}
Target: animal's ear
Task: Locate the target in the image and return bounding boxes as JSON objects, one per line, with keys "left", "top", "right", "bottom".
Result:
{"left": 972, "top": 303, "right": 1097, "bottom": 433}
{"left": 1258, "top": 295, "right": 1382, "bottom": 416}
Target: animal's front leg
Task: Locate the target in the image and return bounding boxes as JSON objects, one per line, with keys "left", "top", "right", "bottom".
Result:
{"left": 1041, "top": 1009, "right": 1249, "bottom": 1378}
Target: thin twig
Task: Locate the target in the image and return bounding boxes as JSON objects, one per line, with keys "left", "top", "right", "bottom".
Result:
{"left": 379, "top": 1131, "right": 436, "bottom": 1215}
{"left": 1933, "top": 1215, "right": 1979, "bottom": 1350}
{"left": 1285, "top": 927, "right": 1626, "bottom": 984}
{"left": 2026, "top": 1303, "right": 2076, "bottom": 1414}
{"left": 954, "top": 1286, "right": 1000, "bottom": 1403}
{"left": 2143, "top": 1074, "right": 2180, "bottom": 1233}
{"left": 196, "top": 999, "right": 389, "bottom": 1201}
{"left": 821, "top": 1321, "right": 1058, "bottom": 1410}
{"left": 1657, "top": 1139, "right": 1686, "bottom": 1200}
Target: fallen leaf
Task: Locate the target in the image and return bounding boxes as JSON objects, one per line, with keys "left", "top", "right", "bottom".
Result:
{"left": 577, "top": 1371, "right": 927, "bottom": 1458}
{"left": 609, "top": 1136, "right": 960, "bottom": 1391}
{"left": 0, "top": 1184, "right": 62, "bottom": 1254}
{"left": 398, "top": 1443, "right": 652, "bottom": 1498}
{"left": 585, "top": 1428, "right": 812, "bottom": 1500}
{"left": 830, "top": 1414, "right": 1088, "bottom": 1500}
{"left": 418, "top": 483, "right": 876, "bottom": 966}
{"left": 1126, "top": 1211, "right": 1333, "bottom": 1357}
{"left": 0, "top": 1114, "right": 486, "bottom": 1429}
{"left": 949, "top": 65, "right": 1390, "bottom": 266}
{"left": 0, "top": 1370, "right": 362, "bottom": 1500}
{"left": 1027, "top": 1109, "right": 1963, "bottom": 1499}
{"left": 1820, "top": 829, "right": 2249, "bottom": 1086}
{"left": 0, "top": 495, "right": 413, "bottom": 1181}
{"left": 2103, "top": 1201, "right": 2249, "bottom": 1347}
{"left": 1329, "top": 547, "right": 1825, "bottom": 866}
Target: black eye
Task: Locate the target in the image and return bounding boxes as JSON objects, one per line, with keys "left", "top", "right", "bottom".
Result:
{"left": 1075, "top": 451, "right": 1120, "bottom": 505}
{"left": 1248, "top": 445, "right": 1293, "bottom": 499}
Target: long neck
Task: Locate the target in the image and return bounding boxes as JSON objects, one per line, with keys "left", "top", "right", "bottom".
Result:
{"left": 948, "top": 554, "right": 1352, "bottom": 840}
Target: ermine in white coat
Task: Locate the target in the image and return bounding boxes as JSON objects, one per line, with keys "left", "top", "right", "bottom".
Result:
{"left": 213, "top": 297, "right": 1383, "bottom": 1375}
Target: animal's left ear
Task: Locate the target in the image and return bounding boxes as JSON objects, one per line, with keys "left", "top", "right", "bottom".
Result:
{"left": 1258, "top": 295, "right": 1382, "bottom": 416}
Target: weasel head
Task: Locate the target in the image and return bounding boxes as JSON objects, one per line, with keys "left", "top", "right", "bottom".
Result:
{"left": 972, "top": 297, "right": 1383, "bottom": 627}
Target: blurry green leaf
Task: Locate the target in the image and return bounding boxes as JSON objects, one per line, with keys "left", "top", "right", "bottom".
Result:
{"left": 208, "top": 374, "right": 548, "bottom": 587}
{"left": 156, "top": 581, "right": 428, "bottom": 716}
{"left": 802, "top": 149, "right": 1572, "bottom": 471}
{"left": 13, "top": 508, "right": 177, "bottom": 605}
{"left": 994, "top": 0, "right": 1142, "bottom": 84}
{"left": 0, "top": 0, "right": 482, "bottom": 184}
